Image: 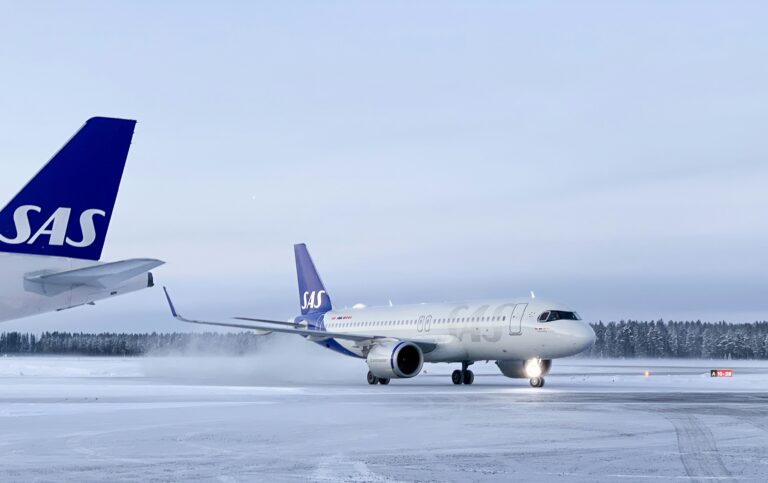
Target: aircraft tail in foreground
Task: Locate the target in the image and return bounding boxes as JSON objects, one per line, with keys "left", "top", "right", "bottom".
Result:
{"left": 0, "top": 117, "right": 135, "bottom": 261}
{"left": 0, "top": 117, "right": 163, "bottom": 323}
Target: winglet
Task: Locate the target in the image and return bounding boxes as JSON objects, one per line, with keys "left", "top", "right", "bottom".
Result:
{"left": 163, "top": 286, "right": 178, "bottom": 318}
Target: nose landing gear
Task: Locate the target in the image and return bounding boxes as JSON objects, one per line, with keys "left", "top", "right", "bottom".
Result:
{"left": 529, "top": 377, "right": 545, "bottom": 388}
{"left": 452, "top": 361, "right": 475, "bottom": 385}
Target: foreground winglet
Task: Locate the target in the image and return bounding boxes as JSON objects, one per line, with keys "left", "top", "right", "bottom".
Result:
{"left": 161, "top": 287, "right": 275, "bottom": 335}
{"left": 162, "top": 286, "right": 178, "bottom": 318}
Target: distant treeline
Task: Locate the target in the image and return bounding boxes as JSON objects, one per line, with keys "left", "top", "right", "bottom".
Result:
{"left": 582, "top": 320, "right": 768, "bottom": 359}
{"left": 1, "top": 320, "right": 767, "bottom": 359}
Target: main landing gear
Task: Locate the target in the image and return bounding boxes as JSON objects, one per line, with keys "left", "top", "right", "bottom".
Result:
{"left": 452, "top": 361, "right": 474, "bottom": 385}
{"left": 367, "top": 371, "right": 390, "bottom": 385}
{"left": 529, "top": 377, "right": 545, "bottom": 388}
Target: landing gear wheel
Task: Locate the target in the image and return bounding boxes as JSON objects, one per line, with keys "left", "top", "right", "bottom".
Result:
{"left": 451, "top": 370, "right": 463, "bottom": 385}
{"left": 462, "top": 370, "right": 475, "bottom": 385}
{"left": 529, "top": 377, "right": 545, "bottom": 388}
{"left": 367, "top": 371, "right": 379, "bottom": 385}
{"left": 379, "top": 378, "right": 390, "bottom": 385}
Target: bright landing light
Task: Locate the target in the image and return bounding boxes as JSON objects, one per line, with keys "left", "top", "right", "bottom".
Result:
{"left": 524, "top": 358, "right": 543, "bottom": 378}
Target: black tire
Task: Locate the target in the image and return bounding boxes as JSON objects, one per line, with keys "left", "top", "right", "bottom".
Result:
{"left": 379, "top": 378, "right": 390, "bottom": 385}
{"left": 463, "top": 370, "right": 475, "bottom": 385}
{"left": 367, "top": 371, "right": 379, "bottom": 385}
{"left": 451, "top": 370, "right": 462, "bottom": 385}
{"left": 539, "top": 377, "right": 545, "bottom": 388}
{"left": 529, "top": 377, "right": 542, "bottom": 388}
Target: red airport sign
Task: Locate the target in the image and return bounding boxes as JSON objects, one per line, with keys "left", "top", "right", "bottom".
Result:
{"left": 710, "top": 369, "right": 733, "bottom": 378}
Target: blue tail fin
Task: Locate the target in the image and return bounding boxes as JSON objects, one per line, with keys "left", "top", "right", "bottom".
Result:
{"left": 0, "top": 117, "right": 136, "bottom": 261}
{"left": 294, "top": 243, "right": 333, "bottom": 315}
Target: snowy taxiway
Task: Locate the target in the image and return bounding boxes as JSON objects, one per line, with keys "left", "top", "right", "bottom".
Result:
{"left": 1, "top": 340, "right": 767, "bottom": 482}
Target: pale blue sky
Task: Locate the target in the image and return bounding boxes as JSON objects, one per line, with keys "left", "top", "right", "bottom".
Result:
{"left": 0, "top": 2, "right": 766, "bottom": 332}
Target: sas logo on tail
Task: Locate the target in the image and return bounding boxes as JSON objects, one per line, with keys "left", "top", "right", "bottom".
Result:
{"left": 301, "top": 290, "right": 326, "bottom": 310}
{"left": 0, "top": 205, "right": 105, "bottom": 248}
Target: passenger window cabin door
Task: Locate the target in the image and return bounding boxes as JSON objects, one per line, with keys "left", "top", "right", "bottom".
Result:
{"left": 509, "top": 303, "right": 527, "bottom": 335}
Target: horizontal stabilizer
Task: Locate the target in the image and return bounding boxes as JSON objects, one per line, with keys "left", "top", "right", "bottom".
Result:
{"left": 25, "top": 258, "right": 164, "bottom": 293}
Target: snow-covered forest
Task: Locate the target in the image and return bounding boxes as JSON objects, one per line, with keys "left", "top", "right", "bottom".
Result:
{"left": 584, "top": 320, "right": 768, "bottom": 359}
{"left": 1, "top": 320, "right": 767, "bottom": 359}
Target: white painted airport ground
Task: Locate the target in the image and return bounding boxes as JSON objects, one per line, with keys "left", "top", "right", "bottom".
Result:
{"left": 1, "top": 339, "right": 767, "bottom": 482}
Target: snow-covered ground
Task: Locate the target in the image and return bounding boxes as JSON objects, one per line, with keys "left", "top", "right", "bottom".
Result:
{"left": 1, "top": 340, "right": 767, "bottom": 482}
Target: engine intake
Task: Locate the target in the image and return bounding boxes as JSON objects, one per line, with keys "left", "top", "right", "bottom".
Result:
{"left": 366, "top": 341, "right": 423, "bottom": 379}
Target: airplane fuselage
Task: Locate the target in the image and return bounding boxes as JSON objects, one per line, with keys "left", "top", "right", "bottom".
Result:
{"left": 307, "top": 298, "right": 595, "bottom": 362}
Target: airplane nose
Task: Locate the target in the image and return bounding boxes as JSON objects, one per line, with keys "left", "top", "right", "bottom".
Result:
{"left": 576, "top": 322, "right": 596, "bottom": 351}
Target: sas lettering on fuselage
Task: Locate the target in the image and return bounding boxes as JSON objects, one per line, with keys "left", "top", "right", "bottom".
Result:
{"left": 301, "top": 290, "right": 326, "bottom": 310}
{"left": 445, "top": 305, "right": 504, "bottom": 343}
{"left": 0, "top": 205, "right": 105, "bottom": 248}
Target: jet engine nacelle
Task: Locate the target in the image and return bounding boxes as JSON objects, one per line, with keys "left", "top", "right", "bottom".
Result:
{"left": 366, "top": 341, "right": 423, "bottom": 379}
{"left": 496, "top": 359, "right": 552, "bottom": 379}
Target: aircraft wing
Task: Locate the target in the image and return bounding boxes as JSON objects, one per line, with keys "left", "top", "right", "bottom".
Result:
{"left": 25, "top": 258, "right": 164, "bottom": 289}
{"left": 163, "top": 287, "right": 437, "bottom": 352}
{"left": 233, "top": 316, "right": 305, "bottom": 327}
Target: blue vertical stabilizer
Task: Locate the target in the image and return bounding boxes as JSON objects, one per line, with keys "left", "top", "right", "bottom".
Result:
{"left": 294, "top": 243, "right": 333, "bottom": 315}
{"left": 0, "top": 117, "right": 136, "bottom": 260}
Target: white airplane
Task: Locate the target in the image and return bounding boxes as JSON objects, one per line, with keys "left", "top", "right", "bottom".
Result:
{"left": 164, "top": 244, "right": 594, "bottom": 387}
{"left": 0, "top": 117, "right": 163, "bottom": 323}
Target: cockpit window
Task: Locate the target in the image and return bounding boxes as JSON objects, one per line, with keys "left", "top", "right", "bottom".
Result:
{"left": 538, "top": 310, "right": 580, "bottom": 322}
